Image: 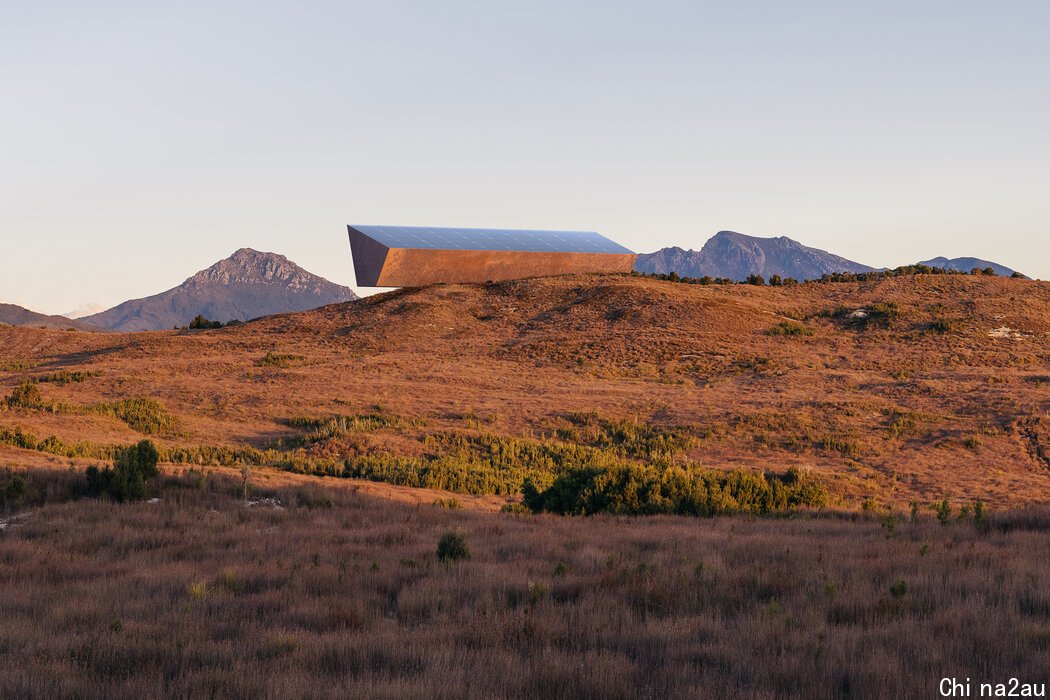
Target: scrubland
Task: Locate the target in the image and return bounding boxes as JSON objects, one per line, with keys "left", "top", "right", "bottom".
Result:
{"left": 1, "top": 272, "right": 1048, "bottom": 509}
{"left": 2, "top": 468, "right": 1049, "bottom": 699}
{"left": 1, "top": 272, "right": 1048, "bottom": 697}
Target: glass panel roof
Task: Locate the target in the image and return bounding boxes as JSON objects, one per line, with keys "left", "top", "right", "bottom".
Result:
{"left": 349, "top": 225, "right": 634, "bottom": 254}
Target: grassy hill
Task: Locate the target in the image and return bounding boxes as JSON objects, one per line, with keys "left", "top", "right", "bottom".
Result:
{"left": 1, "top": 272, "right": 1048, "bottom": 509}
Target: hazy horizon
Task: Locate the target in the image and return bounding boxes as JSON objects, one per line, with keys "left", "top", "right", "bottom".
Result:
{"left": 3, "top": 1, "right": 1048, "bottom": 315}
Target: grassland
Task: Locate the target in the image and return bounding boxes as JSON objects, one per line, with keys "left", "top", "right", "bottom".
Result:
{"left": 1, "top": 468, "right": 1048, "bottom": 699}
{"left": 0, "top": 272, "right": 1047, "bottom": 509}
{"left": 0, "top": 272, "right": 1048, "bottom": 696}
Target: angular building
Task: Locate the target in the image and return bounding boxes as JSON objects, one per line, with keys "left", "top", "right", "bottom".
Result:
{"left": 347, "top": 225, "right": 637, "bottom": 287}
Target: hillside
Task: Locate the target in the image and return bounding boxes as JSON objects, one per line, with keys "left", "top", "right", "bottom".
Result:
{"left": 81, "top": 248, "right": 357, "bottom": 331}
{"left": 919, "top": 256, "right": 1022, "bottom": 277}
{"left": 0, "top": 303, "right": 102, "bottom": 332}
{"left": 1, "top": 272, "right": 1049, "bottom": 508}
{"left": 635, "top": 230, "right": 875, "bottom": 280}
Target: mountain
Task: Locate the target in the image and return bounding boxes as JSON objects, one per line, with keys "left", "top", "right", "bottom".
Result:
{"left": 635, "top": 231, "right": 875, "bottom": 281}
{"left": 82, "top": 248, "right": 358, "bottom": 332}
{"left": 917, "top": 256, "right": 1021, "bottom": 278}
{"left": 63, "top": 303, "right": 105, "bottom": 319}
{"left": 0, "top": 303, "right": 102, "bottom": 331}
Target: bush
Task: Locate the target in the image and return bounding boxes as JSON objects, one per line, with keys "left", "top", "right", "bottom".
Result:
{"left": 86, "top": 440, "right": 160, "bottom": 502}
{"left": 890, "top": 579, "right": 908, "bottom": 599}
{"left": 437, "top": 532, "right": 470, "bottom": 562}
{"left": 433, "top": 497, "right": 462, "bottom": 510}
{"left": 0, "top": 469, "right": 29, "bottom": 510}
{"left": 98, "top": 398, "right": 179, "bottom": 435}
{"left": 5, "top": 383, "right": 42, "bottom": 409}
{"left": 927, "top": 319, "right": 957, "bottom": 333}
{"left": 935, "top": 498, "right": 952, "bottom": 526}
{"left": 768, "top": 321, "right": 813, "bottom": 337}
{"left": 188, "top": 315, "right": 223, "bottom": 330}
{"left": 258, "top": 352, "right": 306, "bottom": 367}
{"left": 524, "top": 464, "right": 829, "bottom": 516}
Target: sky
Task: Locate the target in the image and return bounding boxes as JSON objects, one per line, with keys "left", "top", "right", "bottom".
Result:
{"left": 2, "top": 1, "right": 1048, "bottom": 315}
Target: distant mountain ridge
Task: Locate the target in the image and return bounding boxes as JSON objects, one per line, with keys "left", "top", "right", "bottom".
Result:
{"left": 918, "top": 257, "right": 1020, "bottom": 278}
{"left": 635, "top": 231, "right": 875, "bottom": 281}
{"left": 635, "top": 231, "right": 1025, "bottom": 281}
{"left": 82, "top": 248, "right": 357, "bottom": 332}
{"left": 0, "top": 303, "right": 102, "bottom": 332}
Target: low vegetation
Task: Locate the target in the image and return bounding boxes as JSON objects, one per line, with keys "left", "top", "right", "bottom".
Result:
{"left": 29, "top": 370, "right": 99, "bottom": 384}
{"left": 275, "top": 413, "right": 422, "bottom": 448}
{"left": 257, "top": 351, "right": 306, "bottom": 367}
{"left": 182, "top": 315, "right": 241, "bottom": 330}
{"left": 85, "top": 440, "right": 160, "bottom": 502}
{"left": 0, "top": 469, "right": 1045, "bottom": 697}
{"left": 523, "top": 463, "right": 828, "bottom": 516}
{"left": 767, "top": 320, "right": 814, "bottom": 337}
{"left": 639, "top": 264, "right": 1011, "bottom": 288}
{"left": 2, "top": 385, "right": 178, "bottom": 435}
{"left": 823, "top": 303, "right": 901, "bottom": 330}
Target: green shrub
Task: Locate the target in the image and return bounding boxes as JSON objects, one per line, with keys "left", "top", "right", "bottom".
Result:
{"left": 87, "top": 398, "right": 179, "bottom": 435}
{"left": 32, "top": 370, "right": 98, "bottom": 385}
{"left": 822, "top": 434, "right": 860, "bottom": 457}
{"left": 5, "top": 383, "right": 42, "bottom": 408}
{"left": 0, "top": 469, "right": 29, "bottom": 509}
{"left": 557, "top": 413, "right": 696, "bottom": 461}
{"left": 524, "top": 464, "right": 829, "bottom": 516}
{"left": 974, "top": 499, "right": 987, "bottom": 525}
{"left": 927, "top": 319, "right": 956, "bottom": 334}
{"left": 85, "top": 439, "right": 160, "bottom": 502}
{"left": 768, "top": 321, "right": 813, "bottom": 337}
{"left": 890, "top": 579, "right": 908, "bottom": 600}
{"left": 826, "top": 303, "right": 900, "bottom": 330}
{"left": 935, "top": 498, "right": 952, "bottom": 526}
{"left": 258, "top": 352, "right": 305, "bottom": 367}
{"left": 188, "top": 315, "right": 223, "bottom": 330}
{"left": 437, "top": 532, "right": 470, "bottom": 562}
{"left": 433, "top": 497, "right": 462, "bottom": 510}
{"left": 276, "top": 413, "right": 417, "bottom": 448}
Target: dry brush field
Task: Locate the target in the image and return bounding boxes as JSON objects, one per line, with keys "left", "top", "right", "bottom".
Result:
{"left": 1, "top": 272, "right": 1050, "bottom": 697}
{"left": 2, "top": 470, "right": 1049, "bottom": 699}
{"left": 1, "top": 272, "right": 1048, "bottom": 508}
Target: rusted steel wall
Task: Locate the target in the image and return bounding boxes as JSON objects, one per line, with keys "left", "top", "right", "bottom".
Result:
{"left": 361, "top": 248, "right": 636, "bottom": 287}
{"left": 348, "top": 227, "right": 634, "bottom": 287}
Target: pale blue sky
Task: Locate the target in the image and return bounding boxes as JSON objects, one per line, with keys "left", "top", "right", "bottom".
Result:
{"left": 2, "top": 1, "right": 1047, "bottom": 314}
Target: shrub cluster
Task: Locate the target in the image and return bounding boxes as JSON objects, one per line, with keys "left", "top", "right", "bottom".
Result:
{"left": 3, "top": 384, "right": 178, "bottom": 435}
{"left": 554, "top": 413, "right": 697, "bottom": 462}
{"left": 4, "top": 383, "right": 42, "bottom": 409}
{"left": 276, "top": 413, "right": 421, "bottom": 448}
{"left": 85, "top": 440, "right": 160, "bottom": 502}
{"left": 522, "top": 464, "right": 829, "bottom": 516}
{"left": 31, "top": 370, "right": 98, "bottom": 384}
{"left": 257, "top": 352, "right": 306, "bottom": 367}
{"left": 767, "top": 321, "right": 814, "bottom": 337}
{"left": 436, "top": 532, "right": 470, "bottom": 562}
{"left": 823, "top": 303, "right": 900, "bottom": 330}
{"left": 84, "top": 398, "right": 179, "bottom": 435}
{"left": 182, "top": 315, "right": 240, "bottom": 330}
{"left": 640, "top": 264, "right": 1022, "bottom": 287}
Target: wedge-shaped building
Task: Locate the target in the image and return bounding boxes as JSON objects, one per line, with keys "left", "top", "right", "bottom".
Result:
{"left": 347, "top": 225, "right": 637, "bottom": 287}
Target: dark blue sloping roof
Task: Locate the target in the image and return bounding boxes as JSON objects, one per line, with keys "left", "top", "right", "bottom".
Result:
{"left": 349, "top": 225, "right": 634, "bottom": 255}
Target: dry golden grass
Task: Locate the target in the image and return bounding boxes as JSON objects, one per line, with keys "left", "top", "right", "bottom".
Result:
{"left": 1, "top": 470, "right": 1049, "bottom": 698}
{"left": 1, "top": 272, "right": 1048, "bottom": 508}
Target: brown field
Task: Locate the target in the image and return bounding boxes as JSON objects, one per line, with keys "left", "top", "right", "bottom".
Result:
{"left": 1, "top": 272, "right": 1048, "bottom": 508}
{"left": 1, "top": 469, "right": 1049, "bottom": 699}
{"left": 1, "top": 272, "right": 1049, "bottom": 697}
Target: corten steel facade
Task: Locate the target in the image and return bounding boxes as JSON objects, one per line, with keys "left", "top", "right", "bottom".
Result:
{"left": 347, "top": 225, "right": 637, "bottom": 287}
